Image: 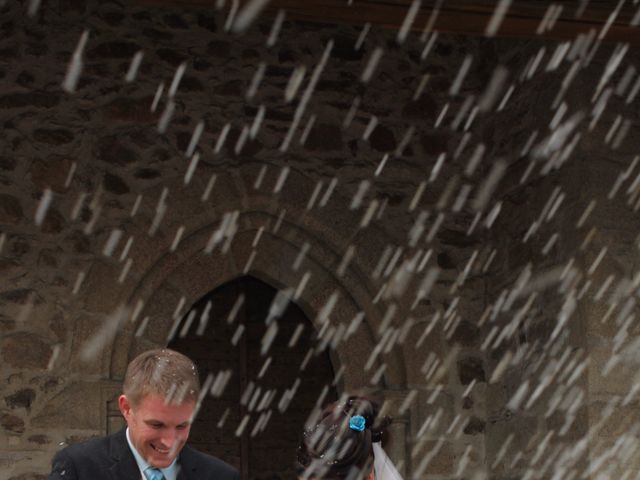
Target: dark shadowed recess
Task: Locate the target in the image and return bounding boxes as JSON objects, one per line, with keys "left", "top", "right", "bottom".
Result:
{"left": 169, "top": 276, "right": 338, "bottom": 480}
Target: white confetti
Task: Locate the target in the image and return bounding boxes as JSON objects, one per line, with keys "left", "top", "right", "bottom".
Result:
{"left": 62, "top": 30, "right": 89, "bottom": 93}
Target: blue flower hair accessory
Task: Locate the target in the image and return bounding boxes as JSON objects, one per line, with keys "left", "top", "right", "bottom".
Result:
{"left": 349, "top": 415, "right": 366, "bottom": 432}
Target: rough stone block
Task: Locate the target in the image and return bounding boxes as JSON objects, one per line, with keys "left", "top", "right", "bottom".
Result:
{"left": 29, "top": 156, "right": 73, "bottom": 193}
{"left": 27, "top": 434, "right": 50, "bottom": 445}
{"left": 0, "top": 413, "right": 25, "bottom": 434}
{"left": 80, "top": 260, "right": 125, "bottom": 314}
{"left": 0, "top": 92, "right": 59, "bottom": 109}
{"left": 414, "top": 389, "right": 455, "bottom": 437}
{"left": 4, "top": 389, "right": 36, "bottom": 411}
{"left": 588, "top": 344, "right": 636, "bottom": 396}
{"left": 31, "top": 381, "right": 102, "bottom": 430}
{"left": 104, "top": 96, "right": 156, "bottom": 123}
{"left": 410, "top": 439, "right": 455, "bottom": 475}
{"left": 1, "top": 333, "right": 52, "bottom": 369}
{"left": 458, "top": 355, "right": 486, "bottom": 385}
{"left": 0, "top": 195, "right": 23, "bottom": 225}
{"left": 32, "top": 128, "right": 74, "bottom": 146}
{"left": 447, "top": 319, "right": 481, "bottom": 347}
{"left": 7, "top": 474, "right": 47, "bottom": 480}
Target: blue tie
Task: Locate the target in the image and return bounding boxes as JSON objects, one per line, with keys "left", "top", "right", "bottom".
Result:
{"left": 145, "top": 468, "right": 165, "bottom": 480}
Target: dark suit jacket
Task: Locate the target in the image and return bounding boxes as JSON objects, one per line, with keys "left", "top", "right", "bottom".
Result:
{"left": 48, "top": 429, "right": 239, "bottom": 480}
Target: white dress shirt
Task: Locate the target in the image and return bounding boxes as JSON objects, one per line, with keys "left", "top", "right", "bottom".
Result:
{"left": 126, "top": 427, "right": 179, "bottom": 480}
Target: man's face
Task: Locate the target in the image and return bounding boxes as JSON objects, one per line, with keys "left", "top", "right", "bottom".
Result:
{"left": 119, "top": 393, "right": 195, "bottom": 468}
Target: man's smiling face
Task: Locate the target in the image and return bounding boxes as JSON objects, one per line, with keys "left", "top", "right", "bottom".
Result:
{"left": 119, "top": 393, "right": 194, "bottom": 468}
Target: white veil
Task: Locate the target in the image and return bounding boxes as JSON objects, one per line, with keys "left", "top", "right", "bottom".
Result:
{"left": 373, "top": 443, "right": 404, "bottom": 480}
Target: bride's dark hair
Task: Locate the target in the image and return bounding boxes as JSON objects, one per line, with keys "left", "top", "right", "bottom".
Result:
{"left": 296, "top": 395, "right": 391, "bottom": 480}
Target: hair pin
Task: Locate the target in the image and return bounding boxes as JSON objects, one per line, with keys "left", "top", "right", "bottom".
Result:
{"left": 349, "top": 415, "right": 366, "bottom": 432}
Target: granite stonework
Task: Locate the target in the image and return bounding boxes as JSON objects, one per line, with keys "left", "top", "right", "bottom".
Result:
{"left": 0, "top": 0, "right": 639, "bottom": 479}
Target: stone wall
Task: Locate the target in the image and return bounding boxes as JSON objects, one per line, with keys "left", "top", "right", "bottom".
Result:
{"left": 0, "top": 0, "right": 639, "bottom": 479}
{"left": 482, "top": 36, "right": 640, "bottom": 479}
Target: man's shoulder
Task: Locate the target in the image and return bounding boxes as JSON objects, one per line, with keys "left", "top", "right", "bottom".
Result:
{"left": 181, "top": 445, "right": 239, "bottom": 479}
{"left": 60, "top": 433, "right": 112, "bottom": 456}
{"left": 54, "top": 430, "right": 122, "bottom": 463}
{"left": 49, "top": 431, "right": 125, "bottom": 479}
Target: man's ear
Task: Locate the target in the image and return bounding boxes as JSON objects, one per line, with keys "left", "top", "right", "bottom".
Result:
{"left": 119, "top": 394, "right": 132, "bottom": 420}
{"left": 367, "top": 468, "right": 375, "bottom": 480}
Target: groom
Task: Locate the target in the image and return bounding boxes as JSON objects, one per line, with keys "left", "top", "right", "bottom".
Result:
{"left": 48, "top": 348, "right": 239, "bottom": 480}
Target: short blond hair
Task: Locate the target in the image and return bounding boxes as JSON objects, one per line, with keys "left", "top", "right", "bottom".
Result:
{"left": 123, "top": 348, "right": 200, "bottom": 407}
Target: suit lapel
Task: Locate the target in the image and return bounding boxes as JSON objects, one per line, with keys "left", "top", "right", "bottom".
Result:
{"left": 177, "top": 465, "right": 189, "bottom": 480}
{"left": 108, "top": 429, "right": 143, "bottom": 480}
{"left": 177, "top": 447, "right": 196, "bottom": 480}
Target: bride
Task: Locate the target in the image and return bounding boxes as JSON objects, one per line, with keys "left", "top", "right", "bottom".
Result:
{"left": 296, "top": 395, "right": 403, "bottom": 480}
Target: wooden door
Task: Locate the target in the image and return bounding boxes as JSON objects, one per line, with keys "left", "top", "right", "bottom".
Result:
{"left": 169, "top": 276, "right": 337, "bottom": 480}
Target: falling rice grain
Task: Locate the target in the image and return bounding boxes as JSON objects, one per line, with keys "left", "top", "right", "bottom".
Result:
{"left": 485, "top": 0, "right": 512, "bottom": 37}
{"left": 413, "top": 74, "right": 430, "bottom": 100}
{"left": 361, "top": 47, "right": 384, "bottom": 83}
{"left": 319, "top": 177, "right": 338, "bottom": 207}
{"left": 35, "top": 188, "right": 53, "bottom": 226}
{"left": 284, "top": 65, "right": 307, "bottom": 103}
{"left": 184, "top": 153, "right": 201, "bottom": 186}
{"left": 294, "top": 271, "right": 311, "bottom": 300}
{"left": 118, "top": 258, "right": 133, "bottom": 284}
{"left": 337, "top": 245, "right": 355, "bottom": 277}
{"left": 342, "top": 96, "right": 360, "bottom": 129}
{"left": 293, "top": 243, "right": 310, "bottom": 271}
{"left": 507, "top": 380, "right": 530, "bottom": 411}
{"left": 576, "top": 200, "right": 596, "bottom": 228}
{"left": 250, "top": 105, "right": 266, "bottom": 139}
{"left": 246, "top": 62, "right": 266, "bottom": 100}
{"left": 288, "top": 323, "right": 305, "bottom": 348}
{"left": 281, "top": 41, "right": 332, "bottom": 152}
{"left": 420, "top": 32, "right": 439, "bottom": 61}
{"left": 186, "top": 121, "right": 205, "bottom": 157}
{"left": 273, "top": 166, "right": 290, "bottom": 194}
{"left": 355, "top": 23, "right": 371, "bottom": 51}
{"left": 201, "top": 174, "right": 217, "bottom": 202}
{"left": 261, "top": 322, "right": 278, "bottom": 355}
{"left": 429, "top": 153, "right": 446, "bottom": 183}
{"left": 234, "top": 125, "right": 250, "bottom": 154}
{"left": 408, "top": 182, "right": 427, "bottom": 212}
{"left": 374, "top": 154, "right": 389, "bottom": 177}
{"left": 80, "top": 305, "right": 130, "bottom": 361}
{"left": 103, "top": 229, "right": 123, "bottom": 257}
{"left": 62, "top": 30, "right": 89, "bottom": 93}
{"left": 151, "top": 82, "right": 165, "bottom": 112}
{"left": 243, "top": 251, "right": 256, "bottom": 275}
{"left": 273, "top": 208, "right": 286, "bottom": 234}
{"left": 64, "top": 162, "right": 77, "bottom": 189}
{"left": 125, "top": 51, "right": 144, "bottom": 83}
{"left": 231, "top": 0, "right": 271, "bottom": 33}
{"left": 478, "top": 66, "right": 509, "bottom": 112}
{"left": 360, "top": 199, "right": 379, "bottom": 228}
{"left": 397, "top": 0, "right": 421, "bottom": 44}
{"left": 72, "top": 271, "right": 86, "bottom": 295}
{"left": 157, "top": 99, "right": 176, "bottom": 133}
{"left": 27, "top": 0, "right": 41, "bottom": 16}
{"left": 266, "top": 10, "right": 285, "bottom": 47}
{"left": 299, "top": 114, "right": 317, "bottom": 146}
{"left": 214, "top": 123, "right": 231, "bottom": 154}
{"left": 449, "top": 55, "right": 473, "bottom": 96}
{"left": 432, "top": 103, "right": 448, "bottom": 129}
{"left": 170, "top": 226, "right": 185, "bottom": 252}
{"left": 472, "top": 159, "right": 507, "bottom": 211}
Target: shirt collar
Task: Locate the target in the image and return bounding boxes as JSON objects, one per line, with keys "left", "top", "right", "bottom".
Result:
{"left": 125, "top": 427, "right": 179, "bottom": 480}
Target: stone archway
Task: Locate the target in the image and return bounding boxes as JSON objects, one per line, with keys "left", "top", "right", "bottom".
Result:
{"left": 89, "top": 168, "right": 411, "bottom": 471}
{"left": 168, "top": 275, "right": 338, "bottom": 479}
{"left": 107, "top": 201, "right": 408, "bottom": 391}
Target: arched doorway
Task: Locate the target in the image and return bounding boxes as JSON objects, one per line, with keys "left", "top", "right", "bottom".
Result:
{"left": 169, "top": 276, "right": 338, "bottom": 480}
